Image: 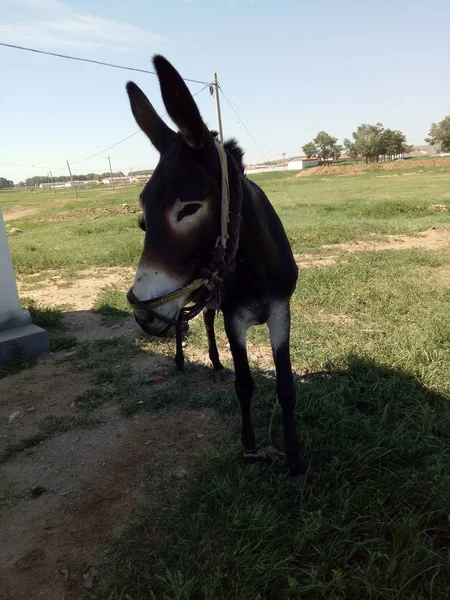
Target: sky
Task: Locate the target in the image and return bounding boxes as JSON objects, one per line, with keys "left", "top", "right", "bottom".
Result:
{"left": 1, "top": 0, "right": 450, "bottom": 183}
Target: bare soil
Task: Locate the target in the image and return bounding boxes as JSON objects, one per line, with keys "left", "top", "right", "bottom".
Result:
{"left": 296, "top": 156, "right": 450, "bottom": 178}
{"left": 294, "top": 228, "right": 450, "bottom": 268}
{"left": 3, "top": 207, "right": 41, "bottom": 221}
{"left": 35, "top": 205, "right": 141, "bottom": 222}
{"left": 17, "top": 267, "right": 134, "bottom": 311}
{"left": 0, "top": 405, "right": 219, "bottom": 600}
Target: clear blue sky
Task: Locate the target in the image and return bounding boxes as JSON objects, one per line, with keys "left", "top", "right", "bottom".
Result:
{"left": 1, "top": 0, "right": 450, "bottom": 183}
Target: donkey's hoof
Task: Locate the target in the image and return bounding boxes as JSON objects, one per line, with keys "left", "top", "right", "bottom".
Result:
{"left": 215, "top": 368, "right": 234, "bottom": 383}
{"left": 290, "top": 473, "right": 307, "bottom": 487}
{"left": 246, "top": 459, "right": 265, "bottom": 471}
{"left": 244, "top": 451, "right": 266, "bottom": 471}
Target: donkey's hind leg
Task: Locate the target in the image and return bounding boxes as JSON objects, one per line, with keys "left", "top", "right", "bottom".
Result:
{"left": 267, "top": 300, "right": 304, "bottom": 482}
{"left": 203, "top": 308, "right": 232, "bottom": 381}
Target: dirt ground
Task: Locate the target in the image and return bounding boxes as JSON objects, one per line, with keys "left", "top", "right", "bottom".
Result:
{"left": 294, "top": 228, "right": 450, "bottom": 267}
{"left": 18, "top": 267, "right": 134, "bottom": 311}
{"left": 296, "top": 156, "right": 450, "bottom": 177}
{"left": 1, "top": 405, "right": 219, "bottom": 600}
{"left": 2, "top": 227, "right": 449, "bottom": 599}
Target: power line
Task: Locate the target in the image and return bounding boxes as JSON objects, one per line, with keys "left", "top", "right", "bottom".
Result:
{"left": 71, "top": 84, "right": 211, "bottom": 164}
{"left": 1, "top": 85, "right": 212, "bottom": 174}
{"left": 218, "top": 85, "right": 274, "bottom": 159}
{"left": 218, "top": 84, "right": 309, "bottom": 209}
{"left": 0, "top": 42, "right": 211, "bottom": 86}
{"left": 0, "top": 161, "right": 128, "bottom": 172}
{"left": 71, "top": 131, "right": 142, "bottom": 164}
{"left": 0, "top": 161, "right": 66, "bottom": 170}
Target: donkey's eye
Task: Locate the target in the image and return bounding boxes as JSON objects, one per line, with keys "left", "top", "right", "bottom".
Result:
{"left": 177, "top": 203, "right": 201, "bottom": 222}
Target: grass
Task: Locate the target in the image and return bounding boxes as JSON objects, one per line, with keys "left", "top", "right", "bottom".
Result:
{"left": 93, "top": 285, "right": 132, "bottom": 325}
{"left": 69, "top": 249, "right": 450, "bottom": 598}
{"left": 102, "top": 358, "right": 450, "bottom": 600}
{"left": 22, "top": 298, "right": 78, "bottom": 353}
{"left": 4, "top": 162, "right": 450, "bottom": 598}
{"left": 4, "top": 168, "right": 450, "bottom": 274}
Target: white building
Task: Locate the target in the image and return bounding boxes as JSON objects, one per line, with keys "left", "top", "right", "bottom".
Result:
{"left": 286, "top": 156, "right": 319, "bottom": 170}
{"left": 245, "top": 155, "right": 319, "bottom": 175}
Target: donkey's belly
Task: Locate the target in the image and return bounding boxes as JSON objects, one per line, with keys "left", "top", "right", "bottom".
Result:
{"left": 231, "top": 299, "right": 272, "bottom": 329}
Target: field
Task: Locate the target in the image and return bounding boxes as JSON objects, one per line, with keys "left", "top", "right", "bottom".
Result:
{"left": 1, "top": 158, "right": 450, "bottom": 599}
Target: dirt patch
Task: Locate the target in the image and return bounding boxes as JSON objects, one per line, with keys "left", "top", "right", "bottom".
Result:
{"left": 418, "top": 266, "right": 450, "bottom": 287}
{"left": 294, "top": 228, "right": 450, "bottom": 268}
{"left": 295, "top": 254, "right": 342, "bottom": 269}
{"left": 296, "top": 156, "right": 450, "bottom": 178}
{"left": 36, "top": 204, "right": 141, "bottom": 222}
{"left": 17, "top": 267, "right": 134, "bottom": 311}
{"left": 331, "top": 228, "right": 450, "bottom": 254}
{"left": 0, "top": 406, "right": 220, "bottom": 600}
{"left": 0, "top": 358, "right": 92, "bottom": 453}
{"left": 3, "top": 207, "right": 40, "bottom": 221}
{"left": 311, "top": 311, "right": 356, "bottom": 325}
{"left": 62, "top": 311, "right": 137, "bottom": 342}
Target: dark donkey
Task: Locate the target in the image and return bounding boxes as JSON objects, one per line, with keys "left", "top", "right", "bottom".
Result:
{"left": 126, "top": 55, "right": 304, "bottom": 481}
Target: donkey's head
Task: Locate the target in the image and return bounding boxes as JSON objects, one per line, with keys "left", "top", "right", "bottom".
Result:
{"left": 126, "top": 56, "right": 223, "bottom": 336}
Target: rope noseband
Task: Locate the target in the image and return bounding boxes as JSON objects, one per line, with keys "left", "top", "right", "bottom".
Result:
{"left": 127, "top": 139, "right": 235, "bottom": 372}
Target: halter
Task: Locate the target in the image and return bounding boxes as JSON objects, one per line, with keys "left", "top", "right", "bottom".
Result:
{"left": 126, "top": 138, "right": 232, "bottom": 372}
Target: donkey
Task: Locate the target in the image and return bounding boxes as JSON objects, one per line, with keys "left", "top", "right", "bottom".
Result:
{"left": 125, "top": 55, "right": 304, "bottom": 481}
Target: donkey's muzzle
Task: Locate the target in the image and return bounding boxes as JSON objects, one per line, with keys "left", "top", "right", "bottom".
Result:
{"left": 127, "top": 287, "right": 177, "bottom": 337}
{"left": 132, "top": 311, "right": 170, "bottom": 337}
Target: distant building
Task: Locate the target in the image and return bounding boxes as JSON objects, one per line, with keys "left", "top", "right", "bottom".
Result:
{"left": 286, "top": 156, "right": 319, "bottom": 170}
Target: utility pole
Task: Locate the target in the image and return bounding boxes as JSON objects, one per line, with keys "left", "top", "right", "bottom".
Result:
{"left": 212, "top": 72, "right": 224, "bottom": 144}
{"left": 49, "top": 170, "right": 56, "bottom": 194}
{"left": 108, "top": 155, "right": 115, "bottom": 190}
{"left": 282, "top": 152, "right": 286, "bottom": 171}
{"left": 66, "top": 160, "right": 78, "bottom": 197}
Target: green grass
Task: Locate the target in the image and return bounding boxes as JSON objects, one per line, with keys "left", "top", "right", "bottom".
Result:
{"left": 5, "top": 169, "right": 450, "bottom": 273}
{"left": 102, "top": 358, "right": 450, "bottom": 600}
{"left": 4, "top": 164, "right": 450, "bottom": 598}
{"left": 22, "top": 298, "right": 78, "bottom": 353}
{"left": 93, "top": 285, "right": 132, "bottom": 325}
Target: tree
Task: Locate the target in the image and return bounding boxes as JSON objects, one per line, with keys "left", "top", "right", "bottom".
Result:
{"left": 343, "top": 138, "right": 359, "bottom": 163}
{"left": 331, "top": 144, "right": 343, "bottom": 163}
{"left": 379, "top": 129, "right": 395, "bottom": 161}
{"left": 426, "top": 116, "right": 450, "bottom": 152}
{"left": 352, "top": 123, "right": 384, "bottom": 163}
{"left": 302, "top": 142, "right": 317, "bottom": 158}
{"left": 313, "top": 131, "right": 338, "bottom": 165}
{"left": 0, "top": 177, "right": 14, "bottom": 189}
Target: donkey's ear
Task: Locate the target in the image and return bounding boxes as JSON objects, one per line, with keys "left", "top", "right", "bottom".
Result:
{"left": 153, "top": 55, "right": 210, "bottom": 149}
{"left": 126, "top": 81, "right": 175, "bottom": 153}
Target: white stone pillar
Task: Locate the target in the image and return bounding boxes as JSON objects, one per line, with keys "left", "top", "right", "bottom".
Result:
{"left": 0, "top": 207, "right": 49, "bottom": 364}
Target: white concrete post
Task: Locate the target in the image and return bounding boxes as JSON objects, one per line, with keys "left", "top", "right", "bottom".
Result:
{"left": 0, "top": 207, "right": 49, "bottom": 364}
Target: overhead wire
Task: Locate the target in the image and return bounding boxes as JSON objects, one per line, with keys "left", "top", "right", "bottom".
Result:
{"left": 1, "top": 85, "right": 211, "bottom": 174}
{"left": 218, "top": 84, "right": 306, "bottom": 209}
{"left": 0, "top": 43, "right": 210, "bottom": 86}
{"left": 70, "top": 84, "right": 211, "bottom": 164}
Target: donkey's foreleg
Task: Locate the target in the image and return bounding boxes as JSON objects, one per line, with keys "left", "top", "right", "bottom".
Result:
{"left": 224, "top": 315, "right": 264, "bottom": 469}
{"left": 203, "top": 308, "right": 233, "bottom": 381}
{"left": 267, "top": 300, "right": 304, "bottom": 481}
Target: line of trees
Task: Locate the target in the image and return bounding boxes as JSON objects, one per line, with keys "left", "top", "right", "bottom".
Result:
{"left": 302, "top": 123, "right": 414, "bottom": 165}
{"left": 0, "top": 177, "right": 14, "bottom": 189}
{"left": 426, "top": 116, "right": 450, "bottom": 152}
{"left": 23, "top": 172, "right": 126, "bottom": 186}
{"left": 3, "top": 117, "right": 450, "bottom": 187}
{"left": 130, "top": 169, "right": 154, "bottom": 176}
